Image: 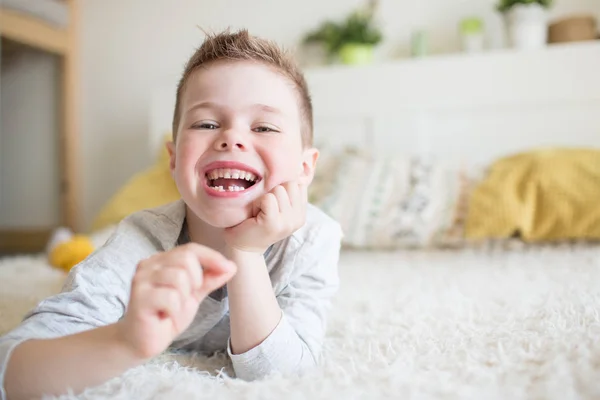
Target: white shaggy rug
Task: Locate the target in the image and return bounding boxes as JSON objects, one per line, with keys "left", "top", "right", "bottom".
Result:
{"left": 1, "top": 244, "right": 600, "bottom": 400}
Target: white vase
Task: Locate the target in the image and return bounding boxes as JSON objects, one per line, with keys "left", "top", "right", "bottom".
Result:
{"left": 462, "top": 33, "right": 485, "bottom": 53}
{"left": 505, "top": 3, "right": 549, "bottom": 50}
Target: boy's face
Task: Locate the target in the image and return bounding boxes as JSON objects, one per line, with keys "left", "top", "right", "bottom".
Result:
{"left": 167, "top": 60, "right": 318, "bottom": 228}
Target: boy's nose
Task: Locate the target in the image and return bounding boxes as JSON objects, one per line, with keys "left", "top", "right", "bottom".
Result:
{"left": 216, "top": 140, "right": 245, "bottom": 150}
{"left": 213, "top": 130, "right": 247, "bottom": 151}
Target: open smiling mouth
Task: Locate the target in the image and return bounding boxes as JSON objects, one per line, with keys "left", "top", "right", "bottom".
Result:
{"left": 206, "top": 168, "right": 260, "bottom": 192}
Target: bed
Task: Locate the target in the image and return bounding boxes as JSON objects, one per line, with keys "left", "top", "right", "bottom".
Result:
{"left": 2, "top": 40, "right": 600, "bottom": 399}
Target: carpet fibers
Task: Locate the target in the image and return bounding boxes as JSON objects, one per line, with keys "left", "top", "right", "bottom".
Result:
{"left": 1, "top": 245, "right": 599, "bottom": 400}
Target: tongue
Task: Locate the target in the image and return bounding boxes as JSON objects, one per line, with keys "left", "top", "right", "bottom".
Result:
{"left": 212, "top": 178, "right": 253, "bottom": 189}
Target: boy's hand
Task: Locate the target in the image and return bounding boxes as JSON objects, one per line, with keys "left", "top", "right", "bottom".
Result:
{"left": 116, "top": 243, "right": 236, "bottom": 359}
{"left": 224, "top": 181, "right": 307, "bottom": 254}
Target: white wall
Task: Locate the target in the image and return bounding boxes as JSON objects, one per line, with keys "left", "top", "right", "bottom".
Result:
{"left": 0, "top": 47, "right": 60, "bottom": 228}
{"left": 80, "top": 0, "right": 600, "bottom": 230}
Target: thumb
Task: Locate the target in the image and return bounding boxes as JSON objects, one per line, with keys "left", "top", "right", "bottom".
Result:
{"left": 185, "top": 244, "right": 237, "bottom": 297}
{"left": 199, "top": 262, "right": 237, "bottom": 297}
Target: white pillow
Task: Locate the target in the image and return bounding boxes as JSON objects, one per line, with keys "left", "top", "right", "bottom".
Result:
{"left": 310, "top": 148, "right": 469, "bottom": 249}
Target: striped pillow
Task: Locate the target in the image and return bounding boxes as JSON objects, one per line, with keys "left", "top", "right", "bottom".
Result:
{"left": 310, "top": 148, "right": 470, "bottom": 249}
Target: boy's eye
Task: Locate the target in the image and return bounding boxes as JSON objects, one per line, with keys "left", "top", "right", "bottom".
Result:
{"left": 193, "top": 122, "right": 219, "bottom": 130}
{"left": 253, "top": 126, "right": 278, "bottom": 133}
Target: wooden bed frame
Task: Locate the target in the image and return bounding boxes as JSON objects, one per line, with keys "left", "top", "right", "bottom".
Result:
{"left": 0, "top": 0, "right": 80, "bottom": 253}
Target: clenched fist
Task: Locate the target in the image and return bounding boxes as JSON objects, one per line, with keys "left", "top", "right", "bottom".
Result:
{"left": 116, "top": 243, "right": 237, "bottom": 359}
{"left": 224, "top": 181, "right": 308, "bottom": 254}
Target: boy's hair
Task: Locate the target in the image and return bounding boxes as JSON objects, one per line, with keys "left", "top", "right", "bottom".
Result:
{"left": 172, "top": 29, "right": 313, "bottom": 147}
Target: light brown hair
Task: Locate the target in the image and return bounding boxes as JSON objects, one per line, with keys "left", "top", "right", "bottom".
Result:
{"left": 172, "top": 29, "right": 313, "bottom": 147}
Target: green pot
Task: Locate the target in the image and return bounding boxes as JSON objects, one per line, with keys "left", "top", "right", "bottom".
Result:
{"left": 338, "top": 44, "right": 375, "bottom": 65}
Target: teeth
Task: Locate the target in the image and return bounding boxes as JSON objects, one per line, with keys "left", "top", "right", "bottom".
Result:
{"left": 210, "top": 184, "right": 246, "bottom": 192}
{"left": 206, "top": 167, "right": 258, "bottom": 181}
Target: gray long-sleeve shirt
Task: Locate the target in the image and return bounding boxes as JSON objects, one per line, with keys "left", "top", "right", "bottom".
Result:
{"left": 0, "top": 200, "right": 342, "bottom": 400}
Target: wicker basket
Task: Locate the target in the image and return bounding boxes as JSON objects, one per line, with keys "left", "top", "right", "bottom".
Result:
{"left": 548, "top": 15, "right": 598, "bottom": 43}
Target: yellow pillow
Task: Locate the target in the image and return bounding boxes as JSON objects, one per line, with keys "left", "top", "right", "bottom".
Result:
{"left": 465, "top": 148, "right": 600, "bottom": 242}
{"left": 91, "top": 134, "right": 181, "bottom": 231}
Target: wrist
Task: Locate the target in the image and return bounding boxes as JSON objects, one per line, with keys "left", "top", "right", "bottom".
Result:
{"left": 223, "top": 245, "right": 266, "bottom": 262}
{"left": 223, "top": 247, "right": 268, "bottom": 283}
{"left": 110, "top": 321, "right": 152, "bottom": 362}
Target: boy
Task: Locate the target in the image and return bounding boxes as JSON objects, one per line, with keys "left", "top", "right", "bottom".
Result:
{"left": 0, "top": 29, "right": 342, "bottom": 400}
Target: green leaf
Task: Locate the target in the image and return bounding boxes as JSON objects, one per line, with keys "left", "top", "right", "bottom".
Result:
{"left": 301, "top": 1, "right": 383, "bottom": 56}
{"left": 496, "top": 0, "right": 553, "bottom": 13}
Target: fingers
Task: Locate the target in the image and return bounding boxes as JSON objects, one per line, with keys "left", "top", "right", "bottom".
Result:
{"left": 133, "top": 260, "right": 192, "bottom": 327}
{"left": 138, "top": 250, "right": 203, "bottom": 293}
{"left": 146, "top": 287, "right": 181, "bottom": 317}
{"left": 176, "top": 243, "right": 237, "bottom": 299}
{"left": 132, "top": 276, "right": 181, "bottom": 319}
{"left": 135, "top": 243, "right": 236, "bottom": 303}
{"left": 179, "top": 243, "right": 235, "bottom": 276}
{"left": 143, "top": 286, "right": 182, "bottom": 331}
{"left": 282, "top": 181, "right": 299, "bottom": 207}
{"left": 151, "top": 267, "right": 191, "bottom": 304}
{"left": 275, "top": 181, "right": 307, "bottom": 219}
{"left": 272, "top": 185, "right": 291, "bottom": 214}
{"left": 167, "top": 250, "right": 203, "bottom": 292}
{"left": 200, "top": 264, "right": 236, "bottom": 297}
{"left": 259, "top": 192, "right": 280, "bottom": 223}
{"left": 281, "top": 181, "right": 307, "bottom": 209}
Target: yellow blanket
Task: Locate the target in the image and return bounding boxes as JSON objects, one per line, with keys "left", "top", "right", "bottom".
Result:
{"left": 91, "top": 138, "right": 181, "bottom": 232}
{"left": 465, "top": 148, "right": 600, "bottom": 242}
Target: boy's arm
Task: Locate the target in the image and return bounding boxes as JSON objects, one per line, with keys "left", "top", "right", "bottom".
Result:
{"left": 1, "top": 221, "right": 236, "bottom": 400}
{"left": 225, "top": 221, "right": 342, "bottom": 381}
{"left": 3, "top": 324, "right": 145, "bottom": 400}
{"left": 0, "top": 223, "right": 138, "bottom": 400}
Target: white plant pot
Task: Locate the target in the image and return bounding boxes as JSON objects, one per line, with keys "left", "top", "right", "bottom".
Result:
{"left": 462, "top": 34, "right": 485, "bottom": 53}
{"left": 505, "top": 3, "right": 549, "bottom": 50}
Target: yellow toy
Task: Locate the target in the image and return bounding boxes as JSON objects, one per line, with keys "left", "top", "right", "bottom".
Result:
{"left": 46, "top": 228, "right": 95, "bottom": 272}
{"left": 46, "top": 135, "right": 180, "bottom": 272}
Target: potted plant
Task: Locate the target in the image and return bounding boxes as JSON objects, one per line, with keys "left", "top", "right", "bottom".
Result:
{"left": 459, "top": 17, "right": 485, "bottom": 53}
{"left": 497, "top": 0, "right": 554, "bottom": 49}
{"left": 301, "top": 21, "right": 342, "bottom": 66}
{"left": 302, "top": 0, "right": 383, "bottom": 65}
{"left": 336, "top": 4, "right": 383, "bottom": 65}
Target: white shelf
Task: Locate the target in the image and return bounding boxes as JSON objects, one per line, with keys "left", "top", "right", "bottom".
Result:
{"left": 304, "top": 40, "right": 600, "bottom": 75}
{"left": 304, "top": 40, "right": 600, "bottom": 116}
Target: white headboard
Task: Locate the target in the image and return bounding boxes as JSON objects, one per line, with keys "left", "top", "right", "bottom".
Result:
{"left": 149, "top": 41, "right": 600, "bottom": 164}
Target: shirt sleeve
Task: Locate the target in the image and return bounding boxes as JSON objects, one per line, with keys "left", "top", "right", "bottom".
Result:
{"left": 227, "top": 220, "right": 343, "bottom": 380}
{"left": 0, "top": 217, "right": 147, "bottom": 400}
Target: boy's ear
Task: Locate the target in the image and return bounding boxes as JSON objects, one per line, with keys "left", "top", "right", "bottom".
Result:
{"left": 165, "top": 141, "right": 176, "bottom": 174}
{"left": 299, "top": 147, "right": 319, "bottom": 186}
